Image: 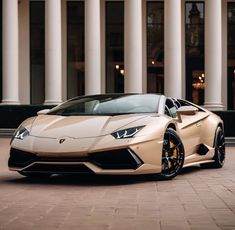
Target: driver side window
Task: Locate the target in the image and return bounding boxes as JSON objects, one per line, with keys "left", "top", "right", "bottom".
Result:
{"left": 165, "top": 98, "right": 178, "bottom": 118}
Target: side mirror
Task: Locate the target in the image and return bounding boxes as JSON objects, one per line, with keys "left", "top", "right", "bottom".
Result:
{"left": 176, "top": 106, "right": 198, "bottom": 123}
{"left": 37, "top": 109, "right": 50, "bottom": 115}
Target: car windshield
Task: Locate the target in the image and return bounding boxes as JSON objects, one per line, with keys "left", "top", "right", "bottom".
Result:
{"left": 47, "top": 94, "right": 161, "bottom": 116}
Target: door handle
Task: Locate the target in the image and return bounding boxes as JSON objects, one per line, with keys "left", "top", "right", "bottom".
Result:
{"left": 196, "top": 122, "right": 201, "bottom": 127}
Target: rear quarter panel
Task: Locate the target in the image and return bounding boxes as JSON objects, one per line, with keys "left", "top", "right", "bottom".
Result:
{"left": 200, "top": 112, "right": 223, "bottom": 147}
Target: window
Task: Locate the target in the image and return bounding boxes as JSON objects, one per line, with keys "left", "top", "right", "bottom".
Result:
{"left": 147, "top": 2, "right": 164, "bottom": 94}
{"left": 0, "top": 0, "right": 2, "bottom": 102}
{"left": 185, "top": 2, "right": 205, "bottom": 105}
{"left": 228, "top": 2, "right": 235, "bottom": 110}
{"left": 48, "top": 94, "right": 160, "bottom": 116}
{"left": 165, "top": 98, "right": 178, "bottom": 118}
{"left": 106, "top": 2, "right": 124, "bottom": 93}
{"left": 67, "top": 1, "right": 85, "bottom": 99}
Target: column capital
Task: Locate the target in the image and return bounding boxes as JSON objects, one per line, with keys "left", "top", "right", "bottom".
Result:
{"left": 1, "top": 100, "right": 20, "bottom": 105}
{"left": 203, "top": 103, "right": 224, "bottom": 111}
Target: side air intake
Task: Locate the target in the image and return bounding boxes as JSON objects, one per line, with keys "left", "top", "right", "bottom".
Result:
{"left": 197, "top": 144, "right": 209, "bottom": 155}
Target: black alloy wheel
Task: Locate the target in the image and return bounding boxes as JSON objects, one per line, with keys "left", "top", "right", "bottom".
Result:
{"left": 209, "top": 127, "right": 225, "bottom": 168}
{"left": 201, "top": 126, "right": 225, "bottom": 169}
{"left": 213, "top": 127, "right": 226, "bottom": 167}
{"left": 160, "top": 128, "right": 185, "bottom": 180}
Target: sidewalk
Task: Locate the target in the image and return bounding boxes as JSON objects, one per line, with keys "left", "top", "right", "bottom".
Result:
{"left": 0, "top": 138, "right": 235, "bottom": 230}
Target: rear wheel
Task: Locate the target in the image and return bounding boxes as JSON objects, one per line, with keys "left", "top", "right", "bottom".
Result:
{"left": 201, "top": 126, "right": 225, "bottom": 168}
{"left": 160, "top": 128, "right": 185, "bottom": 180}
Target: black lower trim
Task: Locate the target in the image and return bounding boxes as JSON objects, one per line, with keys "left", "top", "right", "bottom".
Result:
{"left": 8, "top": 148, "right": 143, "bottom": 172}
{"left": 8, "top": 148, "right": 37, "bottom": 168}
{"left": 24, "top": 163, "right": 94, "bottom": 174}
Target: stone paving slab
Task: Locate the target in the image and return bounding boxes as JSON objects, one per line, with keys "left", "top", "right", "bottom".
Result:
{"left": 0, "top": 138, "right": 235, "bottom": 230}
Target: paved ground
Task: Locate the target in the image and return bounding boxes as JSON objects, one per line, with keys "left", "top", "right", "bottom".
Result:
{"left": 1, "top": 138, "right": 235, "bottom": 230}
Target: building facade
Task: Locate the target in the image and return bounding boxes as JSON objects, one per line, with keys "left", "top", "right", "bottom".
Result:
{"left": 1, "top": 0, "right": 235, "bottom": 111}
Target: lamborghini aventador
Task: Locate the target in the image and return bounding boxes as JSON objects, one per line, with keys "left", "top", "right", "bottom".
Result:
{"left": 8, "top": 94, "right": 225, "bottom": 179}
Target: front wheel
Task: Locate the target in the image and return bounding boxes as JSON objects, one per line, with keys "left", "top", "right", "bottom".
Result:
{"left": 160, "top": 128, "right": 185, "bottom": 180}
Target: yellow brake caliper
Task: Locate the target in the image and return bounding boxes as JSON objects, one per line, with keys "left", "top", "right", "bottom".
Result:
{"left": 169, "top": 141, "right": 177, "bottom": 168}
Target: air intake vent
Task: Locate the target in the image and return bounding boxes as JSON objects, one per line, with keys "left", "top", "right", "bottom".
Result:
{"left": 89, "top": 149, "right": 143, "bottom": 169}
{"left": 197, "top": 144, "right": 209, "bottom": 155}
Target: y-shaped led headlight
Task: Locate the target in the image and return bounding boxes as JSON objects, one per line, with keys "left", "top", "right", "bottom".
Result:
{"left": 14, "top": 126, "right": 30, "bottom": 140}
{"left": 111, "top": 126, "right": 145, "bottom": 139}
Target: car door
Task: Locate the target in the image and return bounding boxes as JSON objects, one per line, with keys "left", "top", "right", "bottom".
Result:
{"left": 175, "top": 101, "right": 209, "bottom": 163}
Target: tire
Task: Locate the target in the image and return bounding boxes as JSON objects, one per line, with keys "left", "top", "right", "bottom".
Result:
{"left": 201, "top": 127, "right": 225, "bottom": 169}
{"left": 160, "top": 128, "right": 185, "bottom": 180}
{"left": 18, "top": 171, "right": 52, "bottom": 178}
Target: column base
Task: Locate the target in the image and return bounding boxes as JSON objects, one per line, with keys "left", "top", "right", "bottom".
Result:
{"left": 1, "top": 99, "right": 20, "bottom": 105}
{"left": 44, "top": 100, "right": 63, "bottom": 105}
{"left": 203, "top": 103, "right": 224, "bottom": 111}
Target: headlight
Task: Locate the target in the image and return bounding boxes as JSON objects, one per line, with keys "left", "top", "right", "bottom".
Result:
{"left": 14, "top": 126, "right": 30, "bottom": 140}
{"left": 111, "top": 126, "right": 145, "bottom": 139}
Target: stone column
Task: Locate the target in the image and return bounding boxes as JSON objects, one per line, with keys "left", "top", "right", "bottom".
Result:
{"left": 204, "top": 0, "right": 224, "bottom": 110}
{"left": 85, "top": 0, "right": 102, "bottom": 95}
{"left": 2, "top": 0, "right": 20, "bottom": 104}
{"left": 44, "top": 0, "right": 63, "bottom": 104}
{"left": 164, "top": 0, "right": 183, "bottom": 98}
{"left": 124, "top": 0, "right": 146, "bottom": 93}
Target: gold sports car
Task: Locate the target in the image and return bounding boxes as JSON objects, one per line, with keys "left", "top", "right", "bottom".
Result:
{"left": 8, "top": 94, "right": 225, "bottom": 179}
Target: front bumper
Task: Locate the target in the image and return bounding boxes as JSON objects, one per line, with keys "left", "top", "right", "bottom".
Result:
{"left": 8, "top": 147, "right": 144, "bottom": 174}
{"left": 9, "top": 134, "right": 163, "bottom": 175}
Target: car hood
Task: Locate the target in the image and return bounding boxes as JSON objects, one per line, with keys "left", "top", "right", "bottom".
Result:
{"left": 29, "top": 114, "right": 151, "bottom": 139}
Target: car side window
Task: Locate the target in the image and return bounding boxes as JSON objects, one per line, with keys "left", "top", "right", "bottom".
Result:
{"left": 165, "top": 98, "right": 178, "bottom": 118}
